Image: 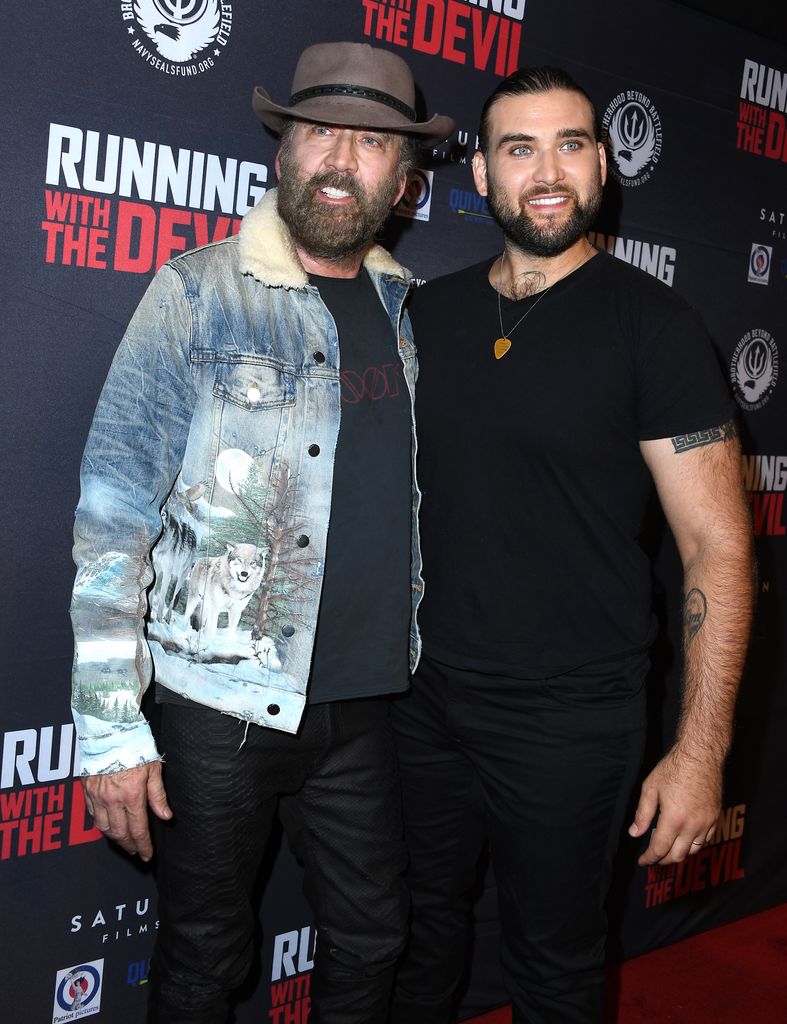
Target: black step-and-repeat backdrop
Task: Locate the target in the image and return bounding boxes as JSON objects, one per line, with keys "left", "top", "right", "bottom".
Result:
{"left": 3, "top": 2, "right": 786, "bottom": 1022}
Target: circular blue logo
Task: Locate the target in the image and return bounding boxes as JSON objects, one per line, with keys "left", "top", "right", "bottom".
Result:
{"left": 56, "top": 964, "right": 101, "bottom": 1011}
{"left": 401, "top": 170, "right": 431, "bottom": 213}
{"left": 750, "top": 245, "right": 770, "bottom": 278}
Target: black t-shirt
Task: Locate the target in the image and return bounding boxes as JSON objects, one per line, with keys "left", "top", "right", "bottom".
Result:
{"left": 411, "top": 251, "right": 734, "bottom": 677}
{"left": 158, "top": 269, "right": 412, "bottom": 712}
{"left": 307, "top": 268, "right": 412, "bottom": 701}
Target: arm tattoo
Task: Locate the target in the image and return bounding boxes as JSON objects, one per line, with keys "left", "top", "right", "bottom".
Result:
{"left": 684, "top": 588, "right": 707, "bottom": 640}
{"left": 671, "top": 419, "right": 737, "bottom": 454}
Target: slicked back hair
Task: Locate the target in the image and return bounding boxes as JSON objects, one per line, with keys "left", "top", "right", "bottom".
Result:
{"left": 477, "top": 66, "right": 600, "bottom": 156}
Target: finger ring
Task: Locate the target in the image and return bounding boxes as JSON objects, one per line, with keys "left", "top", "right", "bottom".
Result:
{"left": 691, "top": 840, "right": 703, "bottom": 846}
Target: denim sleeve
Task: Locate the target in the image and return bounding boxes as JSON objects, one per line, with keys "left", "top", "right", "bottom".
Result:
{"left": 70, "top": 264, "right": 195, "bottom": 775}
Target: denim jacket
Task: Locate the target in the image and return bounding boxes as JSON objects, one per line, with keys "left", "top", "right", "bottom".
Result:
{"left": 70, "top": 188, "right": 423, "bottom": 776}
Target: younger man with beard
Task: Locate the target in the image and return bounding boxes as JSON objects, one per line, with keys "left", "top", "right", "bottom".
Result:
{"left": 390, "top": 67, "right": 753, "bottom": 1023}
{"left": 69, "top": 42, "right": 452, "bottom": 1023}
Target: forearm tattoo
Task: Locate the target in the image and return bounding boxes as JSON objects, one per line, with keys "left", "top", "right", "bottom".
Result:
{"left": 684, "top": 588, "right": 708, "bottom": 640}
{"left": 671, "top": 419, "right": 737, "bottom": 454}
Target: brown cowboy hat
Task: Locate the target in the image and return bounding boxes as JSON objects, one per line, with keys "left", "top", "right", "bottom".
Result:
{"left": 252, "top": 41, "right": 454, "bottom": 146}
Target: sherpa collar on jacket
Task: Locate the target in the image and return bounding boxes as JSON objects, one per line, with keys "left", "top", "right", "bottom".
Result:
{"left": 238, "top": 187, "right": 410, "bottom": 290}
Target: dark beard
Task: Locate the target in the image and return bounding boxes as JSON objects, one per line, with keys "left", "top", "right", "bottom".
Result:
{"left": 276, "top": 152, "right": 402, "bottom": 262}
{"left": 486, "top": 175, "right": 603, "bottom": 258}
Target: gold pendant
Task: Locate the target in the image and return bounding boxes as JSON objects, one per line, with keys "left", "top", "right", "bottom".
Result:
{"left": 494, "top": 337, "right": 512, "bottom": 360}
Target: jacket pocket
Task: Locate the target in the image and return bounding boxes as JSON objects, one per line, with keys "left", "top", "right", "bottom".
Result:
{"left": 212, "top": 360, "right": 296, "bottom": 410}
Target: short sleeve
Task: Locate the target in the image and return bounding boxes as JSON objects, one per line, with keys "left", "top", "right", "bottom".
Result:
{"left": 636, "top": 307, "right": 735, "bottom": 441}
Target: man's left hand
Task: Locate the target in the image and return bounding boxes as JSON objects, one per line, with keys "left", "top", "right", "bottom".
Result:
{"left": 628, "top": 747, "right": 721, "bottom": 865}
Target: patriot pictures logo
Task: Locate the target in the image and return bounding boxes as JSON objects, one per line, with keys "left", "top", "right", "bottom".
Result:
{"left": 731, "top": 328, "right": 779, "bottom": 411}
{"left": 121, "top": 0, "right": 232, "bottom": 76}
{"left": 748, "top": 243, "right": 772, "bottom": 285}
{"left": 396, "top": 169, "right": 433, "bottom": 222}
{"left": 602, "top": 91, "right": 662, "bottom": 187}
{"left": 52, "top": 960, "right": 103, "bottom": 1022}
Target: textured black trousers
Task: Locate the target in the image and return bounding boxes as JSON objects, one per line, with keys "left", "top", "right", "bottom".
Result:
{"left": 390, "top": 652, "right": 648, "bottom": 1024}
{"left": 147, "top": 697, "right": 408, "bottom": 1024}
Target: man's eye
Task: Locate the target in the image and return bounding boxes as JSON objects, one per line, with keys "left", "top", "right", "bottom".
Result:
{"left": 361, "top": 135, "right": 382, "bottom": 147}
{"left": 561, "top": 140, "right": 581, "bottom": 151}
{"left": 511, "top": 146, "right": 531, "bottom": 156}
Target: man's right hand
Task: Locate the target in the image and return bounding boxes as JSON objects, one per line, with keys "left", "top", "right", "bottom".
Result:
{"left": 81, "top": 762, "right": 173, "bottom": 862}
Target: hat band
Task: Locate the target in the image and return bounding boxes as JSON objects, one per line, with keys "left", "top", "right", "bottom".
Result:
{"left": 288, "top": 83, "right": 417, "bottom": 123}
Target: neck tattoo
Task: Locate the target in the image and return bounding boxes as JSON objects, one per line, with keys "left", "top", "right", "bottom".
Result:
{"left": 494, "top": 246, "right": 594, "bottom": 360}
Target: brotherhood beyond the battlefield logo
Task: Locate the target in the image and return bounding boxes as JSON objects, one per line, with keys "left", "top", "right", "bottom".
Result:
{"left": 731, "top": 328, "right": 779, "bottom": 411}
{"left": 601, "top": 91, "right": 663, "bottom": 187}
{"left": 121, "top": 0, "right": 232, "bottom": 76}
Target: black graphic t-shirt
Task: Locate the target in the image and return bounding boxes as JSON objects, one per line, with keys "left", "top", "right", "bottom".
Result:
{"left": 411, "top": 251, "right": 734, "bottom": 677}
{"left": 307, "top": 268, "right": 411, "bottom": 702}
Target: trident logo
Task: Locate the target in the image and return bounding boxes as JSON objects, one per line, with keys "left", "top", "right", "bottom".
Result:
{"left": 133, "top": 0, "right": 221, "bottom": 62}
{"left": 619, "top": 106, "right": 648, "bottom": 152}
{"left": 732, "top": 331, "right": 777, "bottom": 408}
{"left": 607, "top": 98, "right": 658, "bottom": 179}
{"left": 150, "top": 0, "right": 210, "bottom": 26}
{"left": 743, "top": 339, "right": 771, "bottom": 383}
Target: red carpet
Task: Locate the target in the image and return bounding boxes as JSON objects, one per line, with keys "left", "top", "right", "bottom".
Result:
{"left": 464, "top": 902, "right": 787, "bottom": 1023}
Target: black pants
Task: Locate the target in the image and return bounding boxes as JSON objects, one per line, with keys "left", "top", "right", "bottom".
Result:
{"left": 390, "top": 652, "right": 648, "bottom": 1024}
{"left": 147, "top": 697, "right": 408, "bottom": 1024}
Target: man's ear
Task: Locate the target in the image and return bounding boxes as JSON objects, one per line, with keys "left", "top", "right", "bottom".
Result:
{"left": 274, "top": 148, "right": 282, "bottom": 182}
{"left": 597, "top": 141, "right": 607, "bottom": 187}
{"left": 472, "top": 150, "right": 488, "bottom": 197}
{"left": 393, "top": 172, "right": 408, "bottom": 207}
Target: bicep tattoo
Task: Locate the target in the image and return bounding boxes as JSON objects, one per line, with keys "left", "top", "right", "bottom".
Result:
{"left": 671, "top": 419, "right": 737, "bottom": 454}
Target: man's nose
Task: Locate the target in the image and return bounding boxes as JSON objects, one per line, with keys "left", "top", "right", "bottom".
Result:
{"left": 533, "top": 149, "right": 563, "bottom": 186}
{"left": 324, "top": 131, "right": 359, "bottom": 173}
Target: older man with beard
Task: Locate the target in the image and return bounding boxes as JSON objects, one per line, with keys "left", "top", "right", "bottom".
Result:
{"left": 69, "top": 42, "right": 452, "bottom": 1024}
{"left": 390, "top": 67, "right": 753, "bottom": 1024}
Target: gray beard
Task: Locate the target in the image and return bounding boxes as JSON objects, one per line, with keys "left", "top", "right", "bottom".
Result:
{"left": 277, "top": 154, "right": 401, "bottom": 262}
{"left": 487, "top": 176, "right": 603, "bottom": 258}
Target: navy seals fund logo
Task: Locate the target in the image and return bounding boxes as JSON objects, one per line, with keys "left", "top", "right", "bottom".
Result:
{"left": 52, "top": 960, "right": 103, "bottom": 1021}
{"left": 121, "top": 0, "right": 232, "bottom": 75}
{"left": 731, "top": 328, "right": 779, "bottom": 411}
{"left": 602, "top": 91, "right": 662, "bottom": 187}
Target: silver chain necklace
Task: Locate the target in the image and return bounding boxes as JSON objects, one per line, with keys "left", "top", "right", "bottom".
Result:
{"left": 494, "top": 246, "right": 594, "bottom": 360}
